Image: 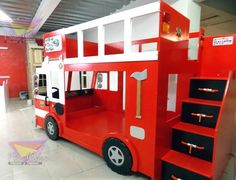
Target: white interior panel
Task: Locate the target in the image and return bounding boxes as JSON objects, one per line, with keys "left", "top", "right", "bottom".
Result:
{"left": 71, "top": 72, "right": 80, "bottom": 90}
{"left": 83, "top": 27, "right": 98, "bottom": 42}
{"left": 188, "top": 38, "right": 199, "bottom": 60}
{"left": 51, "top": 71, "right": 60, "bottom": 88}
{"left": 142, "top": 42, "right": 158, "bottom": 52}
{"left": 109, "top": 71, "right": 118, "bottom": 91}
{"left": 132, "top": 44, "right": 139, "bottom": 52}
{"left": 105, "top": 21, "right": 124, "bottom": 44}
{"left": 131, "top": 12, "right": 159, "bottom": 41}
{"left": 167, "top": 74, "right": 178, "bottom": 112}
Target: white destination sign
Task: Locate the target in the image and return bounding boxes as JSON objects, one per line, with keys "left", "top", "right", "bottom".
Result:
{"left": 213, "top": 36, "right": 234, "bottom": 46}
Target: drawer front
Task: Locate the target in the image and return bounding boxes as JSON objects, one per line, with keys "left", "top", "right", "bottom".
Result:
{"left": 181, "top": 102, "right": 220, "bottom": 128}
{"left": 162, "top": 162, "right": 210, "bottom": 180}
{"left": 172, "top": 129, "right": 214, "bottom": 161}
{"left": 189, "top": 79, "right": 227, "bottom": 101}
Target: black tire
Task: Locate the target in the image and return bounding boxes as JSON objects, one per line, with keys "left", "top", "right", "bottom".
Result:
{"left": 102, "top": 138, "right": 132, "bottom": 175}
{"left": 45, "top": 116, "right": 59, "bottom": 141}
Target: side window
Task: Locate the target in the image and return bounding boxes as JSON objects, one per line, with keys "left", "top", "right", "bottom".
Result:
{"left": 96, "top": 73, "right": 108, "bottom": 90}
{"left": 51, "top": 71, "right": 60, "bottom": 99}
{"left": 65, "top": 71, "right": 93, "bottom": 91}
{"left": 38, "top": 74, "right": 47, "bottom": 96}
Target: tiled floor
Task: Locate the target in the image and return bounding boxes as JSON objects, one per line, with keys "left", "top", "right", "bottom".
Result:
{"left": 0, "top": 99, "right": 148, "bottom": 180}
{"left": 0, "top": 99, "right": 235, "bottom": 180}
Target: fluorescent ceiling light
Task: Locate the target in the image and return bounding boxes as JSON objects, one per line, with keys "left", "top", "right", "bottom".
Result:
{"left": 0, "top": 9, "right": 12, "bottom": 22}
{"left": 0, "top": 47, "right": 8, "bottom": 50}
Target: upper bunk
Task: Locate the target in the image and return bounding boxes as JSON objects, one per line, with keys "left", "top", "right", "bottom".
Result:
{"left": 43, "top": 1, "right": 190, "bottom": 65}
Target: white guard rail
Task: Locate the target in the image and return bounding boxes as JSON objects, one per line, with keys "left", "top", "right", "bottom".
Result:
{"left": 61, "top": 1, "right": 160, "bottom": 64}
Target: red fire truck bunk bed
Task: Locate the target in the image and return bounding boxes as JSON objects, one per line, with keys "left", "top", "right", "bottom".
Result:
{"left": 33, "top": 1, "right": 236, "bottom": 179}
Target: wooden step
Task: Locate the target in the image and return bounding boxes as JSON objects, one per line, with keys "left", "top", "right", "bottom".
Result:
{"left": 183, "top": 98, "right": 222, "bottom": 107}
{"left": 162, "top": 150, "right": 212, "bottom": 179}
{"left": 173, "top": 122, "right": 215, "bottom": 138}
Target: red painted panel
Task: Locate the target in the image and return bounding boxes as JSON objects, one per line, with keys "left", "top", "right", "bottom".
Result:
{"left": 65, "top": 38, "right": 98, "bottom": 58}
{"left": 66, "top": 38, "right": 78, "bottom": 58}
{"left": 212, "top": 71, "right": 236, "bottom": 179}
{"left": 200, "top": 34, "right": 236, "bottom": 77}
{"left": 66, "top": 95, "right": 94, "bottom": 112}
{"left": 105, "top": 42, "right": 124, "bottom": 55}
{"left": 84, "top": 41, "right": 98, "bottom": 56}
{"left": 0, "top": 36, "right": 27, "bottom": 97}
{"left": 154, "top": 2, "right": 201, "bottom": 179}
{"left": 92, "top": 72, "right": 123, "bottom": 112}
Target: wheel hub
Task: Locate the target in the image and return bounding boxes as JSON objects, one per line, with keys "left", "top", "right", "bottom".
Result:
{"left": 47, "top": 122, "right": 54, "bottom": 135}
{"left": 108, "top": 146, "right": 125, "bottom": 166}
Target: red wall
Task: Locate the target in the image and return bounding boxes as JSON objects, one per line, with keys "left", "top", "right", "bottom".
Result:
{"left": 0, "top": 36, "right": 28, "bottom": 98}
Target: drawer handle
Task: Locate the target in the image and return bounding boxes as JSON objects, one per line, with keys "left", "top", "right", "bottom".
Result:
{"left": 191, "top": 113, "right": 214, "bottom": 123}
{"left": 198, "top": 88, "right": 219, "bottom": 93}
{"left": 181, "top": 141, "right": 205, "bottom": 154}
{"left": 171, "top": 175, "right": 183, "bottom": 180}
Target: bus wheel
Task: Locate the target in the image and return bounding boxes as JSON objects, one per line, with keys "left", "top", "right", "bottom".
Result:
{"left": 102, "top": 138, "right": 132, "bottom": 175}
{"left": 45, "top": 116, "right": 59, "bottom": 141}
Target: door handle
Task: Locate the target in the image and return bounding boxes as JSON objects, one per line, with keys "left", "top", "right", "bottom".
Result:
{"left": 181, "top": 141, "right": 205, "bottom": 154}
{"left": 191, "top": 113, "right": 214, "bottom": 123}
{"left": 45, "top": 96, "right": 49, "bottom": 106}
{"left": 198, "top": 88, "right": 219, "bottom": 93}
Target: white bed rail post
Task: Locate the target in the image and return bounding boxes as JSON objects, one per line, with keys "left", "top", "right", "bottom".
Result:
{"left": 77, "top": 30, "right": 84, "bottom": 58}
{"left": 98, "top": 25, "right": 105, "bottom": 57}
{"left": 124, "top": 18, "right": 132, "bottom": 55}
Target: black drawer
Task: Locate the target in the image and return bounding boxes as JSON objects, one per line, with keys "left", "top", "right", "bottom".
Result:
{"left": 162, "top": 161, "right": 210, "bottom": 180}
{"left": 189, "top": 79, "right": 227, "bottom": 101}
{"left": 172, "top": 129, "right": 214, "bottom": 161}
{"left": 181, "top": 102, "right": 220, "bottom": 128}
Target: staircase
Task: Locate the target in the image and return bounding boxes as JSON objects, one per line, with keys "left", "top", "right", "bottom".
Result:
{"left": 161, "top": 77, "right": 229, "bottom": 180}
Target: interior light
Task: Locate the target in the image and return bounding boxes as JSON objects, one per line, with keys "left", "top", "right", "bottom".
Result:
{"left": 0, "top": 9, "right": 12, "bottom": 22}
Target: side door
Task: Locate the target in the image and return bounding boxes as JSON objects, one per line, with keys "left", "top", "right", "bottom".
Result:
{"left": 34, "top": 68, "right": 50, "bottom": 127}
{"left": 34, "top": 67, "right": 65, "bottom": 127}
{"left": 47, "top": 69, "right": 65, "bottom": 117}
